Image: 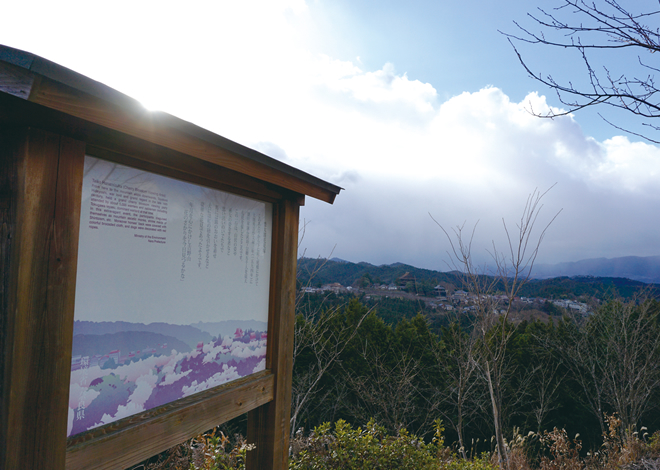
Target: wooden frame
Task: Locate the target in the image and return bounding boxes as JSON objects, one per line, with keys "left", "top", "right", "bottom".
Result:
{"left": 2, "top": 128, "right": 85, "bottom": 469}
{"left": 0, "top": 45, "right": 340, "bottom": 470}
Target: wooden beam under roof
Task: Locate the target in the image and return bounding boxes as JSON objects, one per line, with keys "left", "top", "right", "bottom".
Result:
{"left": 0, "top": 45, "right": 342, "bottom": 204}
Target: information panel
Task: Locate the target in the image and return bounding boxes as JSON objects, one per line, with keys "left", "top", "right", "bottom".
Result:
{"left": 68, "top": 156, "right": 272, "bottom": 437}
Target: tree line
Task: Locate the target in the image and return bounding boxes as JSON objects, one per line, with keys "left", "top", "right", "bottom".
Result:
{"left": 292, "top": 296, "right": 660, "bottom": 462}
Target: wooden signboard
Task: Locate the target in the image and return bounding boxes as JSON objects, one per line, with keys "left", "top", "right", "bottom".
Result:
{"left": 0, "top": 45, "right": 340, "bottom": 470}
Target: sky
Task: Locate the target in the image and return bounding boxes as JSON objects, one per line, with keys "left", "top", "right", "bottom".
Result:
{"left": 2, "top": 0, "right": 659, "bottom": 271}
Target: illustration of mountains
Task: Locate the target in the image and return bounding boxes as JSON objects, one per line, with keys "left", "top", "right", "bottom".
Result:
{"left": 191, "top": 320, "right": 268, "bottom": 339}
{"left": 72, "top": 331, "right": 191, "bottom": 358}
{"left": 73, "top": 321, "right": 212, "bottom": 349}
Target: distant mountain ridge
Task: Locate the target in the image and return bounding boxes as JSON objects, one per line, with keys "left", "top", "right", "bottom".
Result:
{"left": 302, "top": 255, "right": 660, "bottom": 285}
{"left": 297, "top": 256, "right": 660, "bottom": 300}
{"left": 298, "top": 257, "right": 454, "bottom": 287}
{"left": 533, "top": 255, "right": 660, "bottom": 284}
{"left": 73, "top": 321, "right": 212, "bottom": 349}
{"left": 72, "top": 331, "right": 191, "bottom": 357}
{"left": 191, "top": 320, "right": 268, "bottom": 339}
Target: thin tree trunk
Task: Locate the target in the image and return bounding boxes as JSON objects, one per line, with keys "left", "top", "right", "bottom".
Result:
{"left": 457, "top": 403, "right": 467, "bottom": 460}
{"left": 486, "top": 365, "right": 508, "bottom": 470}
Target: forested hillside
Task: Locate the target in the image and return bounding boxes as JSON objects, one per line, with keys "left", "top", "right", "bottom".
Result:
{"left": 297, "top": 257, "right": 660, "bottom": 300}
{"left": 290, "top": 257, "right": 660, "bottom": 463}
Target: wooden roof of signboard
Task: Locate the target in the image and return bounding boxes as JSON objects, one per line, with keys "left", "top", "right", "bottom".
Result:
{"left": 0, "top": 44, "right": 342, "bottom": 204}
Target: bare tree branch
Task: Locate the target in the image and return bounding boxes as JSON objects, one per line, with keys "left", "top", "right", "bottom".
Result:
{"left": 502, "top": 1, "right": 660, "bottom": 140}
{"left": 431, "top": 186, "right": 560, "bottom": 469}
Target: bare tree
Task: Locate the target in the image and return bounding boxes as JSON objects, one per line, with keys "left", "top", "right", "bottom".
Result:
{"left": 290, "top": 250, "right": 371, "bottom": 437}
{"left": 434, "top": 322, "right": 483, "bottom": 459}
{"left": 556, "top": 297, "right": 660, "bottom": 436}
{"left": 431, "top": 187, "right": 560, "bottom": 469}
{"left": 503, "top": 0, "right": 660, "bottom": 142}
{"left": 527, "top": 361, "right": 565, "bottom": 434}
{"left": 590, "top": 299, "right": 660, "bottom": 432}
{"left": 344, "top": 341, "right": 430, "bottom": 435}
{"left": 556, "top": 314, "right": 609, "bottom": 435}
{"left": 291, "top": 231, "right": 373, "bottom": 437}
{"left": 601, "top": 300, "right": 660, "bottom": 432}
{"left": 290, "top": 305, "right": 369, "bottom": 436}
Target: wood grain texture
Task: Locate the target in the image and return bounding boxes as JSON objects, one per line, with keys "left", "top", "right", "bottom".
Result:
{"left": 50, "top": 135, "right": 86, "bottom": 448}
{"left": 0, "top": 131, "right": 18, "bottom": 469}
{"left": 86, "top": 145, "right": 286, "bottom": 203}
{"left": 0, "top": 61, "right": 35, "bottom": 99}
{"left": 0, "top": 93, "right": 297, "bottom": 204}
{"left": 66, "top": 371, "right": 274, "bottom": 470}
{"left": 246, "top": 198, "right": 299, "bottom": 470}
{"left": 1, "top": 129, "right": 84, "bottom": 470}
{"left": 27, "top": 78, "right": 339, "bottom": 204}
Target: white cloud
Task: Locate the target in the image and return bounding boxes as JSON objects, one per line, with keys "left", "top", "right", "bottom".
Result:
{"left": 593, "top": 137, "right": 660, "bottom": 194}
{"left": 68, "top": 383, "right": 101, "bottom": 410}
{"left": 101, "top": 402, "right": 145, "bottom": 424}
{"left": 253, "top": 358, "right": 266, "bottom": 374}
{"left": 321, "top": 61, "right": 437, "bottom": 113}
{"left": 181, "top": 364, "right": 241, "bottom": 397}
{"left": 160, "top": 368, "right": 193, "bottom": 386}
{"left": 296, "top": 83, "right": 660, "bottom": 267}
{"left": 2, "top": 0, "right": 658, "bottom": 266}
{"left": 128, "top": 373, "right": 158, "bottom": 407}
{"left": 67, "top": 407, "right": 74, "bottom": 437}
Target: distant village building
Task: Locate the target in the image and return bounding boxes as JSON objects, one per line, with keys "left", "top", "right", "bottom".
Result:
{"left": 433, "top": 285, "right": 447, "bottom": 297}
{"left": 453, "top": 290, "right": 468, "bottom": 301}
{"left": 301, "top": 283, "right": 350, "bottom": 294}
{"left": 552, "top": 299, "right": 589, "bottom": 314}
{"left": 397, "top": 272, "right": 416, "bottom": 287}
{"left": 320, "top": 282, "right": 346, "bottom": 293}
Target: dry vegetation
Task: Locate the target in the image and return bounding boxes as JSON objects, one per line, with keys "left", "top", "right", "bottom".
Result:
{"left": 130, "top": 413, "right": 660, "bottom": 470}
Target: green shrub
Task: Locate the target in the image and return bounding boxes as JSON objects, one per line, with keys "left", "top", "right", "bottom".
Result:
{"left": 289, "top": 419, "right": 498, "bottom": 470}
{"left": 440, "top": 456, "right": 497, "bottom": 470}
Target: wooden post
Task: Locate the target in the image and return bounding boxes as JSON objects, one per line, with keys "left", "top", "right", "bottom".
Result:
{"left": 246, "top": 197, "right": 299, "bottom": 470}
{"left": 1, "top": 128, "right": 85, "bottom": 470}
